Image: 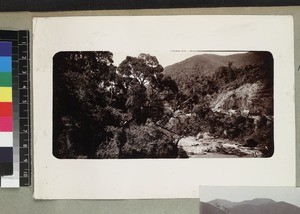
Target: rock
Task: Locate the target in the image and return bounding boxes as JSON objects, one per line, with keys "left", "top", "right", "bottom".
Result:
{"left": 196, "top": 132, "right": 203, "bottom": 140}
{"left": 178, "top": 146, "right": 189, "bottom": 158}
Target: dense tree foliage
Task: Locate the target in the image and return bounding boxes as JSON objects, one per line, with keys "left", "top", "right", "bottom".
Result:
{"left": 53, "top": 51, "right": 274, "bottom": 159}
{"left": 53, "top": 52, "right": 118, "bottom": 158}
{"left": 53, "top": 52, "right": 183, "bottom": 159}
{"left": 162, "top": 52, "right": 274, "bottom": 157}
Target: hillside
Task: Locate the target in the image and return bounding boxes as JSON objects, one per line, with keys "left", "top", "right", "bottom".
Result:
{"left": 200, "top": 202, "right": 226, "bottom": 214}
{"left": 164, "top": 52, "right": 273, "bottom": 113}
{"left": 210, "top": 82, "right": 262, "bottom": 112}
{"left": 227, "top": 204, "right": 265, "bottom": 214}
{"left": 208, "top": 199, "right": 238, "bottom": 212}
{"left": 258, "top": 201, "right": 300, "bottom": 214}
{"left": 239, "top": 198, "right": 276, "bottom": 206}
{"left": 228, "top": 201, "right": 300, "bottom": 214}
{"left": 204, "top": 198, "right": 300, "bottom": 214}
{"left": 164, "top": 52, "right": 272, "bottom": 75}
{"left": 162, "top": 51, "right": 274, "bottom": 157}
{"left": 164, "top": 54, "right": 227, "bottom": 77}
{"left": 207, "top": 198, "right": 276, "bottom": 213}
{"left": 164, "top": 52, "right": 272, "bottom": 86}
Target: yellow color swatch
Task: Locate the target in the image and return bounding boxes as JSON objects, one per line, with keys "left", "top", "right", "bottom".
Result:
{"left": 0, "top": 87, "right": 12, "bottom": 102}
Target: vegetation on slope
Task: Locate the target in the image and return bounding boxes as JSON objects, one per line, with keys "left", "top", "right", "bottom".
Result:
{"left": 53, "top": 51, "right": 274, "bottom": 159}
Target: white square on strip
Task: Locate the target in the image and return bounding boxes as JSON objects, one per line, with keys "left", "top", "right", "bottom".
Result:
{"left": 0, "top": 132, "right": 13, "bottom": 147}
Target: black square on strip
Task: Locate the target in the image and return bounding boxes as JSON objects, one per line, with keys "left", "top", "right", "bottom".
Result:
{"left": 0, "top": 147, "right": 13, "bottom": 177}
{"left": 0, "top": 162, "right": 13, "bottom": 176}
{"left": 0, "top": 147, "right": 13, "bottom": 162}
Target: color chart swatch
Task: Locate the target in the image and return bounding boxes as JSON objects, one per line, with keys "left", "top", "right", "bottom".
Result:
{"left": 0, "top": 42, "right": 13, "bottom": 177}
{"left": 0, "top": 30, "right": 31, "bottom": 187}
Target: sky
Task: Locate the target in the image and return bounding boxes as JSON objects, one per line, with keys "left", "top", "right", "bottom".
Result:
{"left": 111, "top": 51, "right": 246, "bottom": 68}
{"left": 199, "top": 187, "right": 300, "bottom": 207}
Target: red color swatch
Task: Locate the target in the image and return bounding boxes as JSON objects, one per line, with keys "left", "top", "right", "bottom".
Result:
{"left": 0, "top": 102, "right": 12, "bottom": 117}
{"left": 0, "top": 117, "right": 12, "bottom": 131}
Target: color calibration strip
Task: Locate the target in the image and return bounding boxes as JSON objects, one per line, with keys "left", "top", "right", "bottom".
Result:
{"left": 0, "top": 42, "right": 13, "bottom": 178}
{"left": 0, "top": 30, "right": 31, "bottom": 187}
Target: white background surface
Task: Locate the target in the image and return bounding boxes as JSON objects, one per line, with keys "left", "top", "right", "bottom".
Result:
{"left": 33, "top": 15, "right": 295, "bottom": 199}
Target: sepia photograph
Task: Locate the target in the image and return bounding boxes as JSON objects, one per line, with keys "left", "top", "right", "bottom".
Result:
{"left": 199, "top": 187, "right": 300, "bottom": 214}
{"left": 53, "top": 51, "right": 273, "bottom": 159}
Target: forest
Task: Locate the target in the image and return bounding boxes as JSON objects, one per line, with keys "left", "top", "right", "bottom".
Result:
{"left": 53, "top": 51, "right": 274, "bottom": 159}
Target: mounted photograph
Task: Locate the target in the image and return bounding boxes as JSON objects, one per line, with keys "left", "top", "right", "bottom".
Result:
{"left": 33, "top": 15, "right": 294, "bottom": 199}
{"left": 53, "top": 51, "right": 273, "bottom": 159}
{"left": 199, "top": 187, "right": 300, "bottom": 214}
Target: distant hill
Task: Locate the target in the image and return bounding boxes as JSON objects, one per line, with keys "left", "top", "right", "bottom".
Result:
{"left": 200, "top": 202, "right": 226, "bottom": 214}
{"left": 208, "top": 199, "right": 238, "bottom": 212}
{"left": 227, "top": 204, "right": 265, "bottom": 214}
{"left": 258, "top": 201, "right": 300, "bottom": 214}
{"left": 207, "top": 198, "right": 276, "bottom": 212}
{"left": 164, "top": 52, "right": 272, "bottom": 79}
{"left": 163, "top": 51, "right": 273, "bottom": 115}
{"left": 202, "top": 198, "right": 300, "bottom": 214}
{"left": 239, "top": 198, "right": 276, "bottom": 206}
{"left": 228, "top": 201, "right": 300, "bottom": 214}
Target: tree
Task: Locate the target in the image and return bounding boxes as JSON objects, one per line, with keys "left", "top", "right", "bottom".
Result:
{"left": 53, "top": 52, "right": 184, "bottom": 159}
{"left": 53, "top": 51, "right": 119, "bottom": 158}
{"left": 117, "top": 53, "right": 178, "bottom": 125}
{"left": 114, "top": 53, "right": 187, "bottom": 157}
{"left": 118, "top": 53, "right": 164, "bottom": 85}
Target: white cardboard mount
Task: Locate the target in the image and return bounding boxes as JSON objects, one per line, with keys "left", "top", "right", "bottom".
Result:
{"left": 33, "top": 15, "right": 295, "bottom": 199}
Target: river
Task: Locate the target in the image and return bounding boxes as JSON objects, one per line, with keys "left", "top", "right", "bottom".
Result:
{"left": 178, "top": 136, "right": 262, "bottom": 158}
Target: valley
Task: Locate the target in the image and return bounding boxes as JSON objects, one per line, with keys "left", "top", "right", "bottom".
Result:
{"left": 53, "top": 51, "right": 274, "bottom": 159}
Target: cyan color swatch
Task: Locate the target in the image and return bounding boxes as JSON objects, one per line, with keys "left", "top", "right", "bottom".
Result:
{"left": 0, "top": 57, "right": 12, "bottom": 72}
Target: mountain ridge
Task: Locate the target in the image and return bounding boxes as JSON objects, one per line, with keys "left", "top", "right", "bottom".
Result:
{"left": 200, "top": 202, "right": 226, "bottom": 214}
{"left": 164, "top": 52, "right": 272, "bottom": 77}
{"left": 228, "top": 201, "right": 300, "bottom": 214}
{"left": 203, "top": 198, "right": 300, "bottom": 214}
{"left": 163, "top": 51, "right": 273, "bottom": 115}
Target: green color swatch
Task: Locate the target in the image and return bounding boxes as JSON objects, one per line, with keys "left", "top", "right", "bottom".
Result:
{"left": 0, "top": 72, "right": 12, "bottom": 86}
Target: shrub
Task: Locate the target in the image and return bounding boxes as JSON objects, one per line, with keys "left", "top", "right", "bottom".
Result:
{"left": 121, "top": 124, "right": 179, "bottom": 158}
